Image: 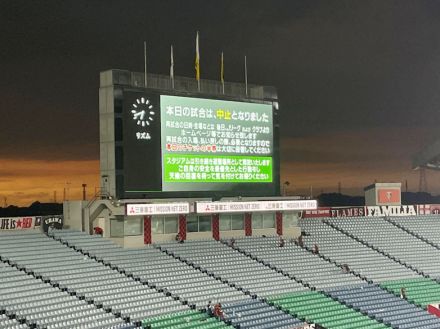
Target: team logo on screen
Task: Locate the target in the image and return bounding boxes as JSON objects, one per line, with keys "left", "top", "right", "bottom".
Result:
{"left": 131, "top": 97, "right": 155, "bottom": 140}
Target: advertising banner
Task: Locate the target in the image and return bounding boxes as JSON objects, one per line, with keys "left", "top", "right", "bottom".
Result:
{"left": 196, "top": 200, "right": 317, "bottom": 214}
{"left": 126, "top": 203, "right": 190, "bottom": 216}
{"left": 302, "top": 207, "right": 365, "bottom": 218}
{"left": 302, "top": 207, "right": 331, "bottom": 218}
{"left": 0, "top": 216, "right": 41, "bottom": 230}
{"left": 41, "top": 215, "right": 64, "bottom": 233}
{"left": 302, "top": 205, "right": 421, "bottom": 218}
{"left": 330, "top": 207, "right": 365, "bottom": 217}
{"left": 418, "top": 204, "right": 440, "bottom": 215}
{"left": 365, "top": 205, "right": 416, "bottom": 217}
{"left": 377, "top": 188, "right": 401, "bottom": 204}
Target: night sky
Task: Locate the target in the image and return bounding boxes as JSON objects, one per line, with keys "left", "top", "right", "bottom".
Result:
{"left": 2, "top": 1, "right": 440, "bottom": 205}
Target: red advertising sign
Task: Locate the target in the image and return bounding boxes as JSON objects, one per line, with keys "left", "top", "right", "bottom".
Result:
{"left": 377, "top": 188, "right": 401, "bottom": 204}
{"left": 330, "top": 207, "right": 365, "bottom": 217}
{"left": 302, "top": 207, "right": 365, "bottom": 218}
{"left": 0, "top": 216, "right": 41, "bottom": 230}
{"left": 302, "top": 207, "right": 331, "bottom": 218}
{"left": 302, "top": 205, "right": 422, "bottom": 218}
{"left": 418, "top": 204, "right": 440, "bottom": 215}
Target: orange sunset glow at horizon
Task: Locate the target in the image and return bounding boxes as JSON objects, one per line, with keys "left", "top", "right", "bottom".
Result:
{"left": 0, "top": 159, "right": 100, "bottom": 206}
{"left": 3, "top": 127, "right": 440, "bottom": 207}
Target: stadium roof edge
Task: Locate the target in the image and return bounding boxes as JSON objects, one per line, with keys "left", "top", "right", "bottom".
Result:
{"left": 99, "top": 69, "right": 278, "bottom": 101}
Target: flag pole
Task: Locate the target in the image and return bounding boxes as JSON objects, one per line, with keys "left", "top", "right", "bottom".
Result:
{"left": 144, "top": 41, "right": 147, "bottom": 88}
{"left": 221, "top": 51, "right": 225, "bottom": 94}
{"left": 170, "top": 45, "right": 175, "bottom": 89}
{"left": 195, "top": 31, "right": 200, "bottom": 91}
{"left": 244, "top": 55, "right": 248, "bottom": 96}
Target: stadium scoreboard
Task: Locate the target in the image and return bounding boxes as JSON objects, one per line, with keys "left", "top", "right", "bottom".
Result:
{"left": 114, "top": 90, "right": 279, "bottom": 199}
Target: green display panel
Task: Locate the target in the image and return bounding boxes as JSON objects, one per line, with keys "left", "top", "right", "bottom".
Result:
{"left": 160, "top": 95, "right": 273, "bottom": 192}
{"left": 163, "top": 154, "right": 272, "bottom": 183}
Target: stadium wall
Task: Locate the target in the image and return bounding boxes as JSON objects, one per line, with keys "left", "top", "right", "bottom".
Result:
{"left": 64, "top": 199, "right": 305, "bottom": 247}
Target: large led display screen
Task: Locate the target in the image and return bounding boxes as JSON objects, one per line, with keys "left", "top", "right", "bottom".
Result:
{"left": 121, "top": 91, "right": 276, "bottom": 198}
{"left": 160, "top": 95, "right": 273, "bottom": 191}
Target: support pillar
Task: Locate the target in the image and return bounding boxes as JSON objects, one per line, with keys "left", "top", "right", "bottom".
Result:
{"left": 143, "top": 215, "right": 152, "bottom": 244}
{"left": 212, "top": 214, "right": 220, "bottom": 241}
{"left": 178, "top": 214, "right": 187, "bottom": 241}
{"left": 276, "top": 211, "right": 283, "bottom": 236}
{"left": 244, "top": 212, "right": 252, "bottom": 236}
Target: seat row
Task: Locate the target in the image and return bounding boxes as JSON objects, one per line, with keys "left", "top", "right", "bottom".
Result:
{"left": 51, "top": 230, "right": 305, "bottom": 329}
{"left": 327, "top": 217, "right": 440, "bottom": 278}
{"left": 0, "top": 231, "right": 188, "bottom": 324}
{"left": 0, "top": 262, "right": 125, "bottom": 329}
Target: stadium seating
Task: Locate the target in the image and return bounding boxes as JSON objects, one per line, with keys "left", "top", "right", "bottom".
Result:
{"left": 0, "top": 261, "right": 126, "bottom": 329}
{"left": 387, "top": 215, "right": 440, "bottom": 247}
{"left": 221, "top": 299, "right": 303, "bottom": 329}
{"left": 158, "top": 239, "right": 391, "bottom": 328}
{"left": 4, "top": 215, "right": 440, "bottom": 328}
{"left": 0, "top": 231, "right": 187, "bottom": 326}
{"left": 327, "top": 284, "right": 440, "bottom": 329}
{"left": 51, "top": 230, "right": 305, "bottom": 329}
{"left": 0, "top": 313, "right": 29, "bottom": 329}
{"left": 298, "top": 217, "right": 440, "bottom": 328}
{"left": 327, "top": 217, "right": 440, "bottom": 278}
{"left": 299, "top": 218, "right": 420, "bottom": 282}
{"left": 267, "top": 290, "right": 388, "bottom": 329}
{"left": 141, "top": 310, "right": 228, "bottom": 329}
{"left": 230, "top": 235, "right": 440, "bottom": 328}
{"left": 231, "top": 236, "right": 364, "bottom": 289}
{"left": 158, "top": 240, "right": 307, "bottom": 297}
{"left": 380, "top": 278, "right": 440, "bottom": 308}
{"left": 50, "top": 230, "right": 248, "bottom": 308}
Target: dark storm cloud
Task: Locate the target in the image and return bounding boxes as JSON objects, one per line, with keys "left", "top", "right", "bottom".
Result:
{"left": 1, "top": 0, "right": 440, "bottom": 166}
{"left": 220, "top": 2, "right": 440, "bottom": 137}
{"left": 280, "top": 127, "right": 438, "bottom": 165}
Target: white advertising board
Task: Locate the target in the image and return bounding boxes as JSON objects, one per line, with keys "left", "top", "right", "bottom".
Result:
{"left": 126, "top": 203, "right": 190, "bottom": 216}
{"left": 196, "top": 200, "right": 317, "bottom": 214}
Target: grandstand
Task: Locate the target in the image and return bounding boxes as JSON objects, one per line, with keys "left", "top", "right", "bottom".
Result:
{"left": 3, "top": 215, "right": 440, "bottom": 328}
{"left": 4, "top": 70, "right": 440, "bottom": 329}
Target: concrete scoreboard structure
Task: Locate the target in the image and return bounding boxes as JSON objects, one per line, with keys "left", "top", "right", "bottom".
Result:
{"left": 364, "top": 182, "right": 402, "bottom": 206}
{"left": 61, "top": 69, "right": 318, "bottom": 247}
{"left": 99, "top": 69, "right": 280, "bottom": 200}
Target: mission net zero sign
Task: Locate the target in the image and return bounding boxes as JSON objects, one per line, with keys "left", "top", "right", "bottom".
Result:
{"left": 196, "top": 200, "right": 318, "bottom": 214}
{"left": 160, "top": 95, "right": 273, "bottom": 191}
{"left": 126, "top": 202, "right": 190, "bottom": 216}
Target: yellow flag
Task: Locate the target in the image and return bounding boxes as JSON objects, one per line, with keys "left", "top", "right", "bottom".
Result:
{"left": 195, "top": 31, "right": 200, "bottom": 81}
